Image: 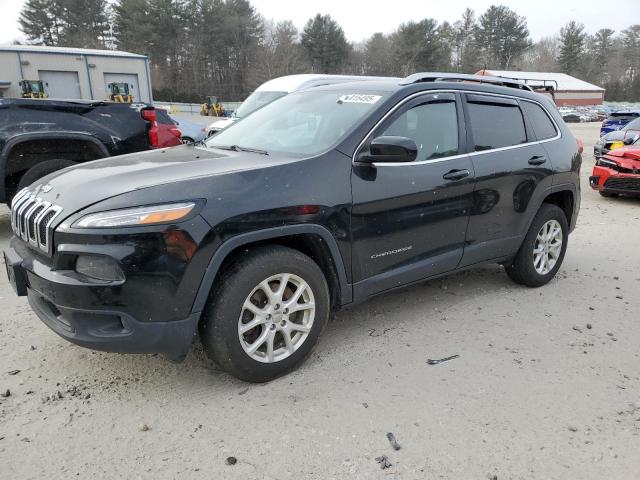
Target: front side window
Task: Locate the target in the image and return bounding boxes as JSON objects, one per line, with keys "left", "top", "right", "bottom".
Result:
{"left": 522, "top": 100, "right": 557, "bottom": 140}
{"left": 467, "top": 99, "right": 527, "bottom": 151}
{"left": 207, "top": 90, "right": 388, "bottom": 156}
{"left": 377, "top": 97, "right": 459, "bottom": 161}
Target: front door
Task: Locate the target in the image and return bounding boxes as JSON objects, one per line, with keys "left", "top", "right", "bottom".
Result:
{"left": 350, "top": 92, "right": 475, "bottom": 299}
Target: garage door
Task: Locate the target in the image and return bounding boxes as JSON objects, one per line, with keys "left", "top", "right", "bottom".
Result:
{"left": 104, "top": 73, "right": 141, "bottom": 103}
{"left": 39, "top": 70, "right": 82, "bottom": 99}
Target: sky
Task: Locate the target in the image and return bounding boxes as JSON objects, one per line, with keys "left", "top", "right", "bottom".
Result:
{"left": 0, "top": 0, "right": 637, "bottom": 45}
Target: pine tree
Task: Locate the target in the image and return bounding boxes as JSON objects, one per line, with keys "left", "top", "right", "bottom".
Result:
{"left": 112, "top": 0, "right": 153, "bottom": 54}
{"left": 301, "top": 14, "right": 350, "bottom": 73}
{"left": 390, "top": 18, "right": 447, "bottom": 76}
{"left": 364, "top": 33, "right": 394, "bottom": 75}
{"left": 453, "top": 8, "right": 479, "bottom": 73}
{"left": 18, "top": 0, "right": 64, "bottom": 45}
{"left": 476, "top": 5, "right": 531, "bottom": 69}
{"left": 557, "top": 21, "right": 586, "bottom": 76}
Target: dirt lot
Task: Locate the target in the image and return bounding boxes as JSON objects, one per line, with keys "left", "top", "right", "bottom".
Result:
{"left": 1, "top": 123, "right": 639, "bottom": 479}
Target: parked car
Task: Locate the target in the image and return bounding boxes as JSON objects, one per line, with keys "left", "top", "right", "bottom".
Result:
{"left": 4, "top": 73, "right": 581, "bottom": 382}
{"left": 600, "top": 110, "right": 640, "bottom": 136}
{"left": 155, "top": 109, "right": 183, "bottom": 148}
{"left": 590, "top": 148, "right": 640, "bottom": 197}
{"left": 205, "top": 74, "right": 400, "bottom": 136}
{"left": 168, "top": 114, "right": 207, "bottom": 144}
{"left": 0, "top": 98, "right": 181, "bottom": 204}
{"left": 594, "top": 117, "right": 640, "bottom": 158}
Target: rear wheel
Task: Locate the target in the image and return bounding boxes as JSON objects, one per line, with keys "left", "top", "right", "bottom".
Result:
{"left": 17, "top": 159, "right": 77, "bottom": 191}
{"left": 506, "top": 203, "right": 568, "bottom": 287}
{"left": 181, "top": 137, "right": 195, "bottom": 145}
{"left": 199, "top": 245, "right": 330, "bottom": 382}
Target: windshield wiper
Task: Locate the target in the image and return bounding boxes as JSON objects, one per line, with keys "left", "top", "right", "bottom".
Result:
{"left": 212, "top": 144, "right": 269, "bottom": 155}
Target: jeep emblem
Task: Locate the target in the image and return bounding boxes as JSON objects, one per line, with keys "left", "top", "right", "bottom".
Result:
{"left": 41, "top": 184, "right": 53, "bottom": 193}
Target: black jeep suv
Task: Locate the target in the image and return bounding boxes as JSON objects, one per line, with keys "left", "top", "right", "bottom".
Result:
{"left": 3, "top": 73, "right": 581, "bottom": 382}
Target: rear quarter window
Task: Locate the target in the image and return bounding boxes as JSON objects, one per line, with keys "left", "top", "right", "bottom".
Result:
{"left": 466, "top": 98, "right": 527, "bottom": 151}
{"left": 521, "top": 101, "right": 557, "bottom": 140}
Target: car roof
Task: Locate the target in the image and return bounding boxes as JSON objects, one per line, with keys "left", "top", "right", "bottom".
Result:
{"left": 255, "top": 74, "right": 401, "bottom": 93}
{"left": 308, "top": 76, "right": 552, "bottom": 104}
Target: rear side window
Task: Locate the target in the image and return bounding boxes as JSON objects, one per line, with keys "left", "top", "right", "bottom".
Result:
{"left": 466, "top": 98, "right": 526, "bottom": 151}
{"left": 521, "top": 101, "right": 557, "bottom": 140}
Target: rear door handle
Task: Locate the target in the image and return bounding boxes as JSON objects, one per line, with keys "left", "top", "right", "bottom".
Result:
{"left": 442, "top": 169, "right": 470, "bottom": 181}
{"left": 528, "top": 155, "right": 547, "bottom": 166}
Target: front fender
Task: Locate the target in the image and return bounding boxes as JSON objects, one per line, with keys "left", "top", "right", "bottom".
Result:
{"left": 190, "top": 224, "right": 352, "bottom": 314}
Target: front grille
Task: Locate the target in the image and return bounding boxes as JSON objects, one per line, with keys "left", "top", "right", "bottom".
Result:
{"left": 10, "top": 189, "right": 63, "bottom": 254}
{"left": 604, "top": 177, "right": 640, "bottom": 192}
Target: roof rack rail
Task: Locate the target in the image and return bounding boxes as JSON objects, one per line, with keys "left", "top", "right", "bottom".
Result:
{"left": 400, "top": 72, "right": 534, "bottom": 92}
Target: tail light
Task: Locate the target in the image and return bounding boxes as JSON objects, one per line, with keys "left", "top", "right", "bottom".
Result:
{"left": 577, "top": 139, "right": 584, "bottom": 155}
{"left": 169, "top": 127, "right": 182, "bottom": 138}
{"left": 141, "top": 108, "right": 159, "bottom": 147}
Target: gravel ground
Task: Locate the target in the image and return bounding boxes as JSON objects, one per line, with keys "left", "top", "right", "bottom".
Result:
{"left": 1, "top": 123, "right": 639, "bottom": 479}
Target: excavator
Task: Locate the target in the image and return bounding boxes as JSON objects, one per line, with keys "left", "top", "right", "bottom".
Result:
{"left": 107, "top": 82, "right": 134, "bottom": 103}
{"left": 200, "top": 96, "right": 224, "bottom": 117}
{"left": 20, "top": 80, "right": 47, "bottom": 99}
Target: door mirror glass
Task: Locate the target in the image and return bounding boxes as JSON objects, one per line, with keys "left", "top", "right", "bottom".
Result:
{"left": 360, "top": 136, "right": 418, "bottom": 163}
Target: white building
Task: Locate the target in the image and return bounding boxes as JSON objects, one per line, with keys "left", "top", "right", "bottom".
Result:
{"left": 0, "top": 45, "right": 153, "bottom": 103}
{"left": 476, "top": 70, "right": 605, "bottom": 106}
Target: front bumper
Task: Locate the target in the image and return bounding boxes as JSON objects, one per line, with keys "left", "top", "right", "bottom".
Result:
{"left": 590, "top": 166, "right": 640, "bottom": 195}
{"left": 3, "top": 215, "right": 216, "bottom": 360}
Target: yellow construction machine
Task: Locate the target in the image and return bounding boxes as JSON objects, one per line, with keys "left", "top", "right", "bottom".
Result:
{"left": 20, "top": 80, "right": 47, "bottom": 99}
{"left": 200, "top": 96, "right": 224, "bottom": 116}
{"left": 107, "top": 82, "right": 134, "bottom": 103}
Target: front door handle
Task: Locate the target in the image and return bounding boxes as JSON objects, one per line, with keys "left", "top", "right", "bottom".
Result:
{"left": 528, "top": 155, "right": 547, "bottom": 166}
{"left": 442, "top": 169, "right": 470, "bottom": 181}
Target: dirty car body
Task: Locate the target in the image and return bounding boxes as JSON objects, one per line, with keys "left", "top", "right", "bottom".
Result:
{"left": 3, "top": 74, "right": 581, "bottom": 377}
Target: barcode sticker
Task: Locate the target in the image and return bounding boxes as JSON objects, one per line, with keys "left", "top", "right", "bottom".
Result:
{"left": 337, "top": 94, "right": 382, "bottom": 104}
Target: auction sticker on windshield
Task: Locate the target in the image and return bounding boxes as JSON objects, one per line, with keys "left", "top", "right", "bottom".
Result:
{"left": 337, "top": 94, "right": 382, "bottom": 104}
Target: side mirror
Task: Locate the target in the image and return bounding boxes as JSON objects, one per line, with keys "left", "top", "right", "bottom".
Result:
{"left": 624, "top": 135, "right": 638, "bottom": 145}
{"left": 359, "top": 136, "right": 418, "bottom": 163}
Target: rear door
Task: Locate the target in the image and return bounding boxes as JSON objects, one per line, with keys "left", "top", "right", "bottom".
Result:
{"left": 351, "top": 92, "right": 475, "bottom": 297}
{"left": 460, "top": 93, "right": 555, "bottom": 267}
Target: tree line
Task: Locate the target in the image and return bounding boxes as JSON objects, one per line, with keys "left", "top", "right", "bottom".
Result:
{"left": 17, "top": 0, "right": 640, "bottom": 102}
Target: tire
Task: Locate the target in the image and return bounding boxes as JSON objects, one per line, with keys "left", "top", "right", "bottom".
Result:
{"left": 181, "top": 137, "right": 195, "bottom": 145}
{"left": 506, "top": 203, "right": 569, "bottom": 288}
{"left": 199, "top": 245, "right": 330, "bottom": 382}
{"left": 17, "top": 159, "right": 77, "bottom": 191}
{"left": 599, "top": 191, "right": 617, "bottom": 198}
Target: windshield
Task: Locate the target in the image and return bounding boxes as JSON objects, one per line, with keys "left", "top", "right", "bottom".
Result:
{"left": 235, "top": 90, "right": 287, "bottom": 118}
{"left": 207, "top": 90, "right": 388, "bottom": 156}
{"left": 623, "top": 117, "right": 640, "bottom": 130}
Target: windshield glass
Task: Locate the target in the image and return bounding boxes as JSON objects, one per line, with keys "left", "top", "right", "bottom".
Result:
{"left": 623, "top": 117, "right": 640, "bottom": 130}
{"left": 207, "top": 90, "right": 388, "bottom": 156}
{"left": 235, "top": 90, "right": 287, "bottom": 118}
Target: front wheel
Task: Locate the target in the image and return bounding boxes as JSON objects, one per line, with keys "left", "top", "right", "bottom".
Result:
{"left": 199, "top": 246, "right": 330, "bottom": 382}
{"left": 506, "top": 204, "right": 569, "bottom": 287}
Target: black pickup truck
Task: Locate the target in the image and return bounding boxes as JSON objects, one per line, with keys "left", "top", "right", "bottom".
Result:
{"left": 0, "top": 98, "right": 176, "bottom": 203}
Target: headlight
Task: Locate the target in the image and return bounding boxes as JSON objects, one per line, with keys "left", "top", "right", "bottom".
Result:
{"left": 596, "top": 158, "right": 619, "bottom": 170}
{"left": 73, "top": 202, "right": 196, "bottom": 228}
{"left": 609, "top": 141, "right": 625, "bottom": 150}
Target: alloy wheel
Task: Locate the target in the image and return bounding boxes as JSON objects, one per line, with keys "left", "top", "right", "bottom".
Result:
{"left": 533, "top": 219, "right": 563, "bottom": 275}
{"left": 238, "top": 273, "right": 316, "bottom": 363}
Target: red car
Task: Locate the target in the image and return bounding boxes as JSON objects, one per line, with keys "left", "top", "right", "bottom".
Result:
{"left": 590, "top": 148, "right": 640, "bottom": 197}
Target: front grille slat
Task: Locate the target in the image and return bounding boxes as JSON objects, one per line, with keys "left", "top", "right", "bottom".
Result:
{"left": 604, "top": 177, "right": 640, "bottom": 192}
{"left": 9, "top": 190, "right": 63, "bottom": 255}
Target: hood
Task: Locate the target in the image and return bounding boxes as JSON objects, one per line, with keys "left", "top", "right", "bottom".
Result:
{"left": 27, "top": 145, "right": 300, "bottom": 215}
{"left": 606, "top": 148, "right": 640, "bottom": 170}
{"left": 603, "top": 129, "right": 640, "bottom": 143}
{"left": 208, "top": 117, "right": 237, "bottom": 131}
